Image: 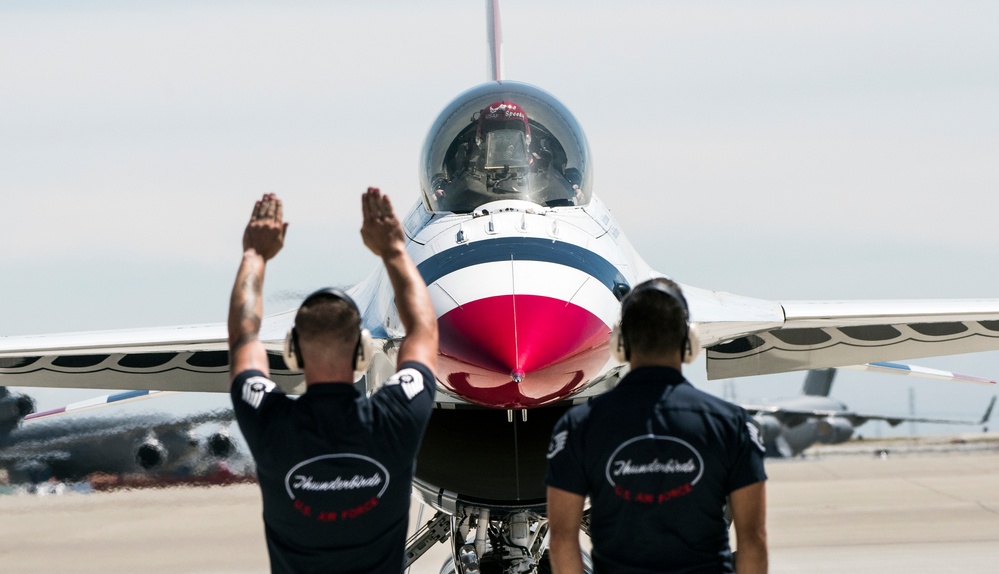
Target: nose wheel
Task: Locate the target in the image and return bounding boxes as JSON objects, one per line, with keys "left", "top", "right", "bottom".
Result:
{"left": 406, "top": 507, "right": 592, "bottom": 574}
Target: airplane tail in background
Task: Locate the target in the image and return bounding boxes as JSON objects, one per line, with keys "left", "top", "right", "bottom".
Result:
{"left": 0, "top": 387, "right": 35, "bottom": 441}
{"left": 802, "top": 368, "right": 836, "bottom": 397}
{"left": 979, "top": 396, "right": 996, "bottom": 425}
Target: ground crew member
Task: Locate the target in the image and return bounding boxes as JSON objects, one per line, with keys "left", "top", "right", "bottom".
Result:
{"left": 545, "top": 278, "right": 768, "bottom": 573}
{"left": 227, "top": 188, "right": 438, "bottom": 573}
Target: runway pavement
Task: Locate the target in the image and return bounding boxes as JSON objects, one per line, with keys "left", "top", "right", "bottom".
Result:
{"left": 2, "top": 435, "right": 998, "bottom": 573}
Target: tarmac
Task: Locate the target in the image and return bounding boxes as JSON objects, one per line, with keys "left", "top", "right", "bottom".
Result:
{"left": 1, "top": 434, "right": 998, "bottom": 573}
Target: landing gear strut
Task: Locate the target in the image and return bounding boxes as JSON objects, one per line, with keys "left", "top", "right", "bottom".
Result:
{"left": 406, "top": 507, "right": 592, "bottom": 574}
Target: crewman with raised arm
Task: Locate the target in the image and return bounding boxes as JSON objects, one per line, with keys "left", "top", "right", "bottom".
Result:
{"left": 227, "top": 188, "right": 438, "bottom": 574}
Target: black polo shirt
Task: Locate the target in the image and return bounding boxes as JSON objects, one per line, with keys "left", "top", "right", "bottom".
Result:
{"left": 231, "top": 361, "right": 435, "bottom": 574}
{"left": 545, "top": 366, "right": 766, "bottom": 574}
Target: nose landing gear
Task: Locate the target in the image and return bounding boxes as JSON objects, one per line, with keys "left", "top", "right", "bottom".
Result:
{"left": 407, "top": 507, "right": 592, "bottom": 574}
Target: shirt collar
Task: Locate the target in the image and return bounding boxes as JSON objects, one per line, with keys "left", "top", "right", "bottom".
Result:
{"left": 303, "top": 382, "right": 360, "bottom": 397}
{"left": 620, "top": 366, "right": 686, "bottom": 387}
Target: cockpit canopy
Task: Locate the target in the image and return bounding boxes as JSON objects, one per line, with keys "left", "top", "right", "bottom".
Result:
{"left": 420, "top": 82, "right": 592, "bottom": 213}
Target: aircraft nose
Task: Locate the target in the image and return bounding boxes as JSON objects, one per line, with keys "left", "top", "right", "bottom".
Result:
{"left": 420, "top": 238, "right": 625, "bottom": 408}
{"left": 436, "top": 293, "right": 610, "bottom": 407}
{"left": 439, "top": 294, "right": 606, "bottom": 374}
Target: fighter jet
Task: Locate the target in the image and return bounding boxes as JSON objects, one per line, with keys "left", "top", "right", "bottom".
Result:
{"left": 2, "top": 2, "right": 999, "bottom": 572}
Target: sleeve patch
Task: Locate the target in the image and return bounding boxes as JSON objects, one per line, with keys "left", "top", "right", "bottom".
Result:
{"left": 546, "top": 430, "right": 569, "bottom": 460}
{"left": 384, "top": 368, "right": 425, "bottom": 401}
{"left": 746, "top": 421, "right": 766, "bottom": 453}
{"left": 241, "top": 376, "right": 276, "bottom": 409}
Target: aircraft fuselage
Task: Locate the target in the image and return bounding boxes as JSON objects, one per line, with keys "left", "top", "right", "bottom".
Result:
{"left": 403, "top": 197, "right": 648, "bottom": 409}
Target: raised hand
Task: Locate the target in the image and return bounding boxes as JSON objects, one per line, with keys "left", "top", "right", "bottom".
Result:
{"left": 360, "top": 187, "right": 405, "bottom": 259}
{"left": 243, "top": 193, "right": 288, "bottom": 261}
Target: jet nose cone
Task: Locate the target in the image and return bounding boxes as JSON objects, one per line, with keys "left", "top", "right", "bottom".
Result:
{"left": 439, "top": 294, "right": 607, "bottom": 374}
{"left": 437, "top": 294, "right": 610, "bottom": 408}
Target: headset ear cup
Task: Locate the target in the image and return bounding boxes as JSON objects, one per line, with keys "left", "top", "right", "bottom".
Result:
{"left": 283, "top": 327, "right": 301, "bottom": 372}
{"left": 354, "top": 329, "right": 373, "bottom": 373}
{"left": 683, "top": 324, "right": 702, "bottom": 365}
{"left": 610, "top": 323, "right": 628, "bottom": 363}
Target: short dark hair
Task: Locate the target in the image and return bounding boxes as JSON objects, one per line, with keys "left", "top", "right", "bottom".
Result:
{"left": 294, "top": 295, "right": 361, "bottom": 348}
{"left": 620, "top": 278, "right": 688, "bottom": 358}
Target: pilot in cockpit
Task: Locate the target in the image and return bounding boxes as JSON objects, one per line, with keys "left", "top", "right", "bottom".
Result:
{"left": 431, "top": 100, "right": 582, "bottom": 213}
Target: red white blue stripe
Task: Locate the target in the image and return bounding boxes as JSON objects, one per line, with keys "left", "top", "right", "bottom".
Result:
{"left": 24, "top": 389, "right": 171, "bottom": 422}
{"left": 422, "top": 236, "right": 624, "bottom": 408}
{"left": 846, "top": 362, "right": 996, "bottom": 385}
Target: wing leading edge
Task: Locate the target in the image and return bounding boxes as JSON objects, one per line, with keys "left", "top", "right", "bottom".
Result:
{"left": 705, "top": 299, "right": 999, "bottom": 380}
{"left": 743, "top": 395, "right": 995, "bottom": 429}
{"left": 0, "top": 270, "right": 399, "bottom": 395}
{"left": 0, "top": 312, "right": 304, "bottom": 393}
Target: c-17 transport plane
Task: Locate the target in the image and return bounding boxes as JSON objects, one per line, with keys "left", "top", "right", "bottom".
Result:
{"left": 2, "top": 2, "right": 999, "bottom": 572}
{"left": 743, "top": 367, "right": 996, "bottom": 458}
{"left": 0, "top": 386, "right": 236, "bottom": 485}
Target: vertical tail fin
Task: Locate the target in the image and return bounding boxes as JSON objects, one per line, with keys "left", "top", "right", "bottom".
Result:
{"left": 979, "top": 396, "right": 996, "bottom": 425}
{"left": 0, "top": 387, "right": 36, "bottom": 440}
{"left": 486, "top": 0, "right": 503, "bottom": 82}
{"left": 802, "top": 368, "right": 836, "bottom": 397}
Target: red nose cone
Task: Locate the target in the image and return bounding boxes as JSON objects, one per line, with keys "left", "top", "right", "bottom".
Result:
{"left": 437, "top": 294, "right": 610, "bottom": 408}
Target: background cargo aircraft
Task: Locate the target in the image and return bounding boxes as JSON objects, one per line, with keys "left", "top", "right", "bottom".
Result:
{"left": 0, "top": 387, "right": 236, "bottom": 485}
{"left": 743, "top": 368, "right": 996, "bottom": 458}
{"left": 2, "top": 1, "right": 998, "bottom": 573}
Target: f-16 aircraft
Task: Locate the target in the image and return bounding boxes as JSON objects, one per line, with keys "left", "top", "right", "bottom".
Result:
{"left": 744, "top": 367, "right": 996, "bottom": 458}
{"left": 2, "top": 1, "right": 999, "bottom": 572}
{"left": 0, "top": 386, "right": 236, "bottom": 485}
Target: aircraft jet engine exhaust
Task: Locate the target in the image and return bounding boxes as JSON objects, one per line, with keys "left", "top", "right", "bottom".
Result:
{"left": 816, "top": 417, "right": 854, "bottom": 444}
{"left": 207, "top": 431, "right": 235, "bottom": 458}
{"left": 751, "top": 415, "right": 782, "bottom": 445}
{"left": 133, "top": 438, "right": 167, "bottom": 470}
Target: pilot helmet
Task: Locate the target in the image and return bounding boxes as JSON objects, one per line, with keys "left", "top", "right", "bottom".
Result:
{"left": 475, "top": 101, "right": 532, "bottom": 174}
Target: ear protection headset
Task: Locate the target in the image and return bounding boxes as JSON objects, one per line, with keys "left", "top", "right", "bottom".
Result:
{"left": 282, "top": 288, "right": 373, "bottom": 374}
{"left": 610, "top": 280, "right": 701, "bottom": 365}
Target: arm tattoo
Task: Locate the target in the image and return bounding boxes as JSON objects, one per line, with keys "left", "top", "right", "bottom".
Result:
{"left": 230, "top": 332, "right": 259, "bottom": 355}
{"left": 239, "top": 274, "right": 263, "bottom": 331}
{"left": 233, "top": 299, "right": 262, "bottom": 353}
{"left": 228, "top": 261, "right": 265, "bottom": 353}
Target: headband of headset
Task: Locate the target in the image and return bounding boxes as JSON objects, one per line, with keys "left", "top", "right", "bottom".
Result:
{"left": 620, "top": 280, "right": 690, "bottom": 321}
{"left": 612, "top": 279, "right": 700, "bottom": 364}
{"left": 282, "top": 288, "right": 373, "bottom": 373}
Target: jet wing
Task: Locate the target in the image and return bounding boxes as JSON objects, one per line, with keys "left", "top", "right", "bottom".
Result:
{"left": 13, "top": 409, "right": 234, "bottom": 444}
{"left": 698, "top": 297, "right": 999, "bottom": 380}
{"left": 843, "top": 361, "right": 996, "bottom": 384}
{"left": 744, "top": 396, "right": 995, "bottom": 429}
{"left": 0, "top": 271, "right": 399, "bottom": 395}
{"left": 24, "top": 389, "right": 175, "bottom": 421}
{"left": 846, "top": 395, "right": 996, "bottom": 428}
{"left": 0, "top": 312, "right": 305, "bottom": 394}
{"left": 740, "top": 403, "right": 841, "bottom": 429}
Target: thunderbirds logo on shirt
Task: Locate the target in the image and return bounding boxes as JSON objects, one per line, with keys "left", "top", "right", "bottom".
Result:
{"left": 604, "top": 435, "right": 704, "bottom": 504}
{"left": 284, "top": 454, "right": 390, "bottom": 522}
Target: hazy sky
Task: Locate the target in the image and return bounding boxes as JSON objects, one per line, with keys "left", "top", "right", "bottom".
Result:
{"left": 2, "top": 0, "right": 998, "bottom": 435}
